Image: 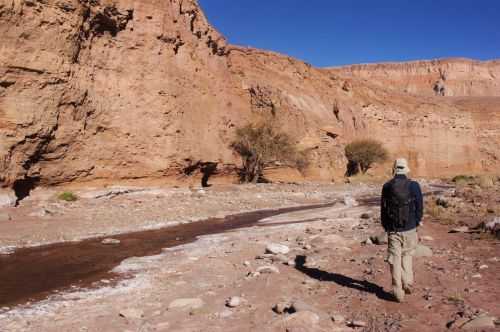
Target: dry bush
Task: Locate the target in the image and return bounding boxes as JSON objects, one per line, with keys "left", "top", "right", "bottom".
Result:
{"left": 345, "top": 139, "right": 388, "bottom": 176}
{"left": 231, "top": 121, "right": 307, "bottom": 183}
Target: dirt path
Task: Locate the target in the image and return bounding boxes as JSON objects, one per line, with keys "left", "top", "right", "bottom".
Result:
{"left": 0, "top": 182, "right": 498, "bottom": 331}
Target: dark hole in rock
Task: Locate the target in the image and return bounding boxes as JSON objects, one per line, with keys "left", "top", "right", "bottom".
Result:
{"left": 12, "top": 177, "right": 39, "bottom": 205}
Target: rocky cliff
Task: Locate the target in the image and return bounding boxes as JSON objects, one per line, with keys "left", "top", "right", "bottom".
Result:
{"left": 1, "top": 0, "right": 499, "bottom": 198}
{"left": 328, "top": 58, "right": 500, "bottom": 97}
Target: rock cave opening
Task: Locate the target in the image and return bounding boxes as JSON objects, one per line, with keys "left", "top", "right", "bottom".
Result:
{"left": 12, "top": 177, "right": 40, "bottom": 206}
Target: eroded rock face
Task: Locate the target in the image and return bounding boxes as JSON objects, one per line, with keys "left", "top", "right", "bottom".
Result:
{"left": 1, "top": 0, "right": 499, "bottom": 190}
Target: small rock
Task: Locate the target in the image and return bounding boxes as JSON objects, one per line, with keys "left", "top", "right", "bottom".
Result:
{"left": 461, "top": 316, "right": 496, "bottom": 330}
{"left": 286, "top": 260, "right": 296, "bottom": 267}
{"left": 273, "top": 301, "right": 292, "bottom": 314}
{"left": 226, "top": 296, "right": 242, "bottom": 308}
{"left": 343, "top": 196, "right": 358, "bottom": 207}
{"left": 348, "top": 320, "right": 367, "bottom": 328}
{"left": 362, "top": 238, "right": 373, "bottom": 245}
{"left": 101, "top": 238, "right": 121, "bottom": 245}
{"left": 168, "top": 298, "right": 205, "bottom": 311}
{"left": 331, "top": 314, "right": 345, "bottom": 324}
{"left": 0, "top": 212, "right": 11, "bottom": 222}
{"left": 421, "top": 235, "right": 434, "bottom": 241}
{"left": 414, "top": 244, "right": 433, "bottom": 257}
{"left": 479, "top": 264, "right": 488, "bottom": 270}
{"left": 370, "top": 232, "right": 388, "bottom": 245}
{"left": 436, "top": 196, "right": 450, "bottom": 208}
{"left": 471, "top": 273, "right": 482, "bottom": 279}
{"left": 450, "top": 226, "right": 469, "bottom": 233}
{"left": 257, "top": 265, "right": 280, "bottom": 274}
{"left": 243, "top": 261, "right": 251, "bottom": 267}
{"left": 360, "top": 213, "right": 371, "bottom": 220}
{"left": 119, "top": 308, "right": 144, "bottom": 319}
{"left": 266, "top": 243, "right": 290, "bottom": 255}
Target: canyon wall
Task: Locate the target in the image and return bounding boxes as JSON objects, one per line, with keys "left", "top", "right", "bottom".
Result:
{"left": 1, "top": 0, "right": 499, "bottom": 196}
{"left": 328, "top": 58, "right": 500, "bottom": 97}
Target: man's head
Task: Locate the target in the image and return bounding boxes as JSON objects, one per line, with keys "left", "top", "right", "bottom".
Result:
{"left": 393, "top": 158, "right": 410, "bottom": 176}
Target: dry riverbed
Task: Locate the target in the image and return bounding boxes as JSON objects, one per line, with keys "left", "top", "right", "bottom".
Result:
{"left": 0, "top": 181, "right": 499, "bottom": 331}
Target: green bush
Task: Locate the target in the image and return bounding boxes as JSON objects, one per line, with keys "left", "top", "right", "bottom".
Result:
{"left": 231, "top": 121, "right": 307, "bottom": 183}
{"left": 58, "top": 191, "right": 78, "bottom": 202}
{"left": 344, "top": 139, "right": 388, "bottom": 175}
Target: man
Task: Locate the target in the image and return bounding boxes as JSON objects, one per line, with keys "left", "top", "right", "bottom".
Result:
{"left": 381, "top": 158, "right": 423, "bottom": 302}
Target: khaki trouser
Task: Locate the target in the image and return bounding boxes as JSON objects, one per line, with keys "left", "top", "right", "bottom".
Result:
{"left": 387, "top": 229, "right": 418, "bottom": 302}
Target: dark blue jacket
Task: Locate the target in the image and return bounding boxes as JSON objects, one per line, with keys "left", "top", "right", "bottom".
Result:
{"left": 381, "top": 175, "right": 423, "bottom": 232}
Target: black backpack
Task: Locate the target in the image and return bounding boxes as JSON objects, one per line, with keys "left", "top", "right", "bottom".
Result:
{"left": 387, "top": 178, "right": 413, "bottom": 229}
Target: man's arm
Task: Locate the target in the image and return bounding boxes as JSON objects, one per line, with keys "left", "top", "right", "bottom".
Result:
{"left": 381, "top": 184, "right": 389, "bottom": 231}
{"left": 412, "top": 181, "right": 423, "bottom": 226}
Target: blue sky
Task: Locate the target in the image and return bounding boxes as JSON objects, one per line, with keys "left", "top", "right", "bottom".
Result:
{"left": 198, "top": 0, "right": 500, "bottom": 67}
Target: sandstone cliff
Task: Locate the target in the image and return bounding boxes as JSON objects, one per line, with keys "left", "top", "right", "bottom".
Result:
{"left": 328, "top": 58, "right": 500, "bottom": 97}
{"left": 1, "top": 0, "right": 499, "bottom": 199}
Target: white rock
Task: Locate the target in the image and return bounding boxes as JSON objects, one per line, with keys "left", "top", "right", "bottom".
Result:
{"left": 331, "top": 314, "right": 345, "bottom": 323}
{"left": 461, "top": 316, "right": 496, "bottom": 330}
{"left": 265, "top": 243, "right": 290, "bottom": 255}
{"left": 257, "top": 265, "right": 280, "bottom": 274}
{"left": 243, "top": 261, "right": 251, "bottom": 267}
{"left": 226, "top": 296, "right": 242, "bottom": 308}
{"left": 450, "top": 226, "right": 469, "bottom": 233}
{"left": 343, "top": 195, "right": 358, "bottom": 207}
{"left": 414, "top": 244, "right": 433, "bottom": 257}
{"left": 119, "top": 308, "right": 144, "bottom": 319}
{"left": 421, "top": 235, "right": 434, "bottom": 241}
{"left": 0, "top": 190, "right": 16, "bottom": 208}
{"left": 168, "top": 298, "right": 205, "bottom": 311}
{"left": 101, "top": 238, "right": 121, "bottom": 245}
{"left": 285, "top": 311, "right": 320, "bottom": 326}
{"left": 479, "top": 264, "right": 488, "bottom": 270}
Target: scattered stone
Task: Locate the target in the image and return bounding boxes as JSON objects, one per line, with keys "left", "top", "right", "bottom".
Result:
{"left": 414, "top": 244, "right": 433, "bottom": 257}
{"left": 266, "top": 243, "right": 290, "bottom": 255}
{"left": 370, "top": 232, "right": 388, "bottom": 245}
{"left": 360, "top": 213, "right": 371, "bottom": 219}
{"left": 257, "top": 265, "right": 280, "bottom": 274}
{"left": 226, "top": 296, "right": 242, "bottom": 308}
{"left": 343, "top": 196, "right": 358, "bottom": 207}
{"left": 348, "top": 320, "right": 367, "bottom": 328}
{"left": 471, "top": 274, "right": 482, "bottom": 279}
{"left": 119, "top": 308, "right": 144, "bottom": 319}
{"left": 479, "top": 264, "right": 488, "bottom": 270}
{"left": 0, "top": 212, "right": 11, "bottom": 222}
{"left": 436, "top": 196, "right": 450, "bottom": 208}
{"left": 101, "top": 238, "right": 121, "bottom": 245}
{"left": 286, "top": 260, "right": 296, "bottom": 267}
{"left": 460, "top": 316, "right": 496, "bottom": 330}
{"left": 243, "top": 261, "right": 251, "bottom": 267}
{"left": 271, "top": 254, "right": 290, "bottom": 264}
{"left": 450, "top": 226, "right": 469, "bottom": 233}
{"left": 362, "top": 238, "right": 373, "bottom": 245}
{"left": 421, "top": 235, "right": 434, "bottom": 241}
{"left": 331, "top": 314, "right": 345, "bottom": 324}
{"left": 273, "top": 301, "right": 292, "bottom": 314}
{"left": 168, "top": 298, "right": 205, "bottom": 311}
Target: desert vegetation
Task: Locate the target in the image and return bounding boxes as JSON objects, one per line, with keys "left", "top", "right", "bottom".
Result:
{"left": 58, "top": 191, "right": 78, "bottom": 202}
{"left": 344, "top": 139, "right": 388, "bottom": 176}
{"left": 231, "top": 121, "right": 308, "bottom": 183}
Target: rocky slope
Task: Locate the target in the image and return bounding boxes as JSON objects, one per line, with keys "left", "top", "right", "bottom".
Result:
{"left": 1, "top": 0, "right": 499, "bottom": 199}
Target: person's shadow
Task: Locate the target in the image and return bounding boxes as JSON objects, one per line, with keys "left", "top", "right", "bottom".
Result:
{"left": 294, "top": 255, "right": 396, "bottom": 302}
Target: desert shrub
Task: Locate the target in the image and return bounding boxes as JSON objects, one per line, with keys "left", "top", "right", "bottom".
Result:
{"left": 344, "top": 139, "right": 388, "bottom": 175}
{"left": 231, "top": 121, "right": 307, "bottom": 183}
{"left": 477, "top": 175, "right": 494, "bottom": 189}
{"left": 58, "top": 191, "right": 78, "bottom": 202}
{"left": 452, "top": 175, "right": 475, "bottom": 183}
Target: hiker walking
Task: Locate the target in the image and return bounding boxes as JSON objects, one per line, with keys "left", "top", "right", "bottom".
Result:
{"left": 381, "top": 158, "right": 423, "bottom": 302}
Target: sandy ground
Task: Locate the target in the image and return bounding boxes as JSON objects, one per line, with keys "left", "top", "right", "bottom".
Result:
{"left": 0, "top": 181, "right": 499, "bottom": 332}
